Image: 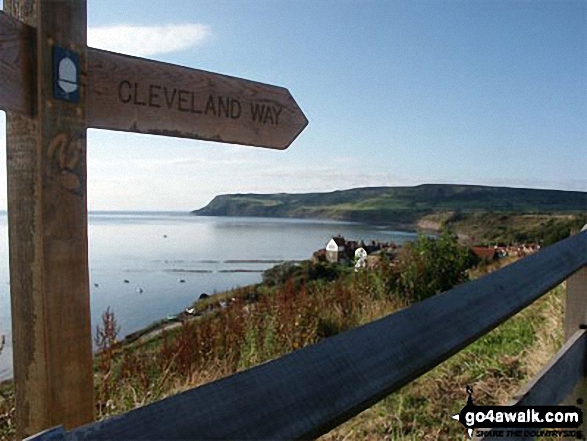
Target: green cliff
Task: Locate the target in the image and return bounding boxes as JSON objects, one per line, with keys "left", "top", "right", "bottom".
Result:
{"left": 192, "top": 184, "right": 587, "bottom": 229}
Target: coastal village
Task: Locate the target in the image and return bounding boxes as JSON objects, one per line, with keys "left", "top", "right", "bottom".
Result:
{"left": 171, "top": 233, "right": 543, "bottom": 324}
{"left": 312, "top": 234, "right": 541, "bottom": 267}
{"left": 312, "top": 235, "right": 398, "bottom": 267}
{"left": 120, "top": 233, "right": 543, "bottom": 345}
{"left": 110, "top": 230, "right": 547, "bottom": 355}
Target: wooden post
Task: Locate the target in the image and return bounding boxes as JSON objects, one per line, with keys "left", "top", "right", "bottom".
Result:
{"left": 563, "top": 225, "right": 587, "bottom": 439}
{"left": 564, "top": 225, "right": 587, "bottom": 341}
{"left": 5, "top": 0, "right": 93, "bottom": 438}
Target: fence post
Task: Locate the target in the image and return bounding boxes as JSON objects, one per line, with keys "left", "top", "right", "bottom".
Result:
{"left": 565, "top": 225, "right": 587, "bottom": 341}
{"left": 564, "top": 224, "right": 587, "bottom": 438}
{"left": 5, "top": 0, "right": 93, "bottom": 438}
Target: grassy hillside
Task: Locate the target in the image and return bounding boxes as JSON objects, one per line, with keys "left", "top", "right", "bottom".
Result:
{"left": 0, "top": 239, "right": 562, "bottom": 440}
{"left": 0, "top": 233, "right": 568, "bottom": 439}
{"left": 443, "top": 212, "right": 587, "bottom": 245}
{"left": 192, "top": 184, "right": 587, "bottom": 228}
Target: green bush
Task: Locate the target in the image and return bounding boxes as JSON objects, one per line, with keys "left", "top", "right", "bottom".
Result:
{"left": 262, "top": 261, "right": 300, "bottom": 286}
{"left": 391, "top": 231, "right": 479, "bottom": 302}
{"left": 306, "top": 262, "right": 346, "bottom": 282}
{"left": 262, "top": 261, "right": 346, "bottom": 287}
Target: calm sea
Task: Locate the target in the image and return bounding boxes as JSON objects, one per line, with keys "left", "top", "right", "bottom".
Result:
{"left": 0, "top": 212, "right": 417, "bottom": 380}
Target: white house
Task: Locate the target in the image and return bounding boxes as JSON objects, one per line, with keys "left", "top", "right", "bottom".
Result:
{"left": 326, "top": 237, "right": 346, "bottom": 263}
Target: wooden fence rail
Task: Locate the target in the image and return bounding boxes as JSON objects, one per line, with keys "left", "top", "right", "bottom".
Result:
{"left": 26, "top": 229, "right": 587, "bottom": 440}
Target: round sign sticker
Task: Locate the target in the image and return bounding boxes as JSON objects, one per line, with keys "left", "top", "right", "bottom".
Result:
{"left": 58, "top": 56, "right": 78, "bottom": 93}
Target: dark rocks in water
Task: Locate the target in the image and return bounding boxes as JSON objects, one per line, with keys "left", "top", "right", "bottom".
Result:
{"left": 199, "top": 293, "right": 209, "bottom": 300}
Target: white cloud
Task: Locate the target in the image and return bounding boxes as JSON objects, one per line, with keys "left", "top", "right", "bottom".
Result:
{"left": 88, "top": 23, "right": 211, "bottom": 57}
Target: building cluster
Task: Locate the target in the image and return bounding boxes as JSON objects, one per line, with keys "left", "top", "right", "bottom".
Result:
{"left": 470, "top": 243, "right": 540, "bottom": 261}
{"left": 313, "top": 235, "right": 398, "bottom": 265}
{"left": 313, "top": 234, "right": 543, "bottom": 269}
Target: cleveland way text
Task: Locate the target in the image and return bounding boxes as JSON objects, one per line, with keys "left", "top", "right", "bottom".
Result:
{"left": 117, "top": 80, "right": 283, "bottom": 126}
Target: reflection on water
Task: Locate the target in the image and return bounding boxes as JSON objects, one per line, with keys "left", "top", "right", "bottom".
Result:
{"left": 0, "top": 212, "right": 417, "bottom": 380}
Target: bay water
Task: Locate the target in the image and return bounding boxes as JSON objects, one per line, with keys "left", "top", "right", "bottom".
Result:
{"left": 0, "top": 212, "right": 417, "bottom": 380}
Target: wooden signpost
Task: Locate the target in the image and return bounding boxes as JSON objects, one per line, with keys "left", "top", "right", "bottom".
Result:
{"left": 0, "top": 11, "right": 33, "bottom": 115}
{"left": 0, "top": 0, "right": 307, "bottom": 438}
{"left": 0, "top": 13, "right": 308, "bottom": 150}
{"left": 87, "top": 50, "right": 308, "bottom": 149}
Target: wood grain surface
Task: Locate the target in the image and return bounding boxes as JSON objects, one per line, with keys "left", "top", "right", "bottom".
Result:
{"left": 0, "top": 11, "right": 34, "bottom": 115}
{"left": 5, "top": 0, "right": 94, "bottom": 437}
{"left": 87, "top": 48, "right": 308, "bottom": 149}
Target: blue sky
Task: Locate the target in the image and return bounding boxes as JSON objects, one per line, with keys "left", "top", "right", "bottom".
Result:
{"left": 0, "top": 0, "right": 585, "bottom": 210}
